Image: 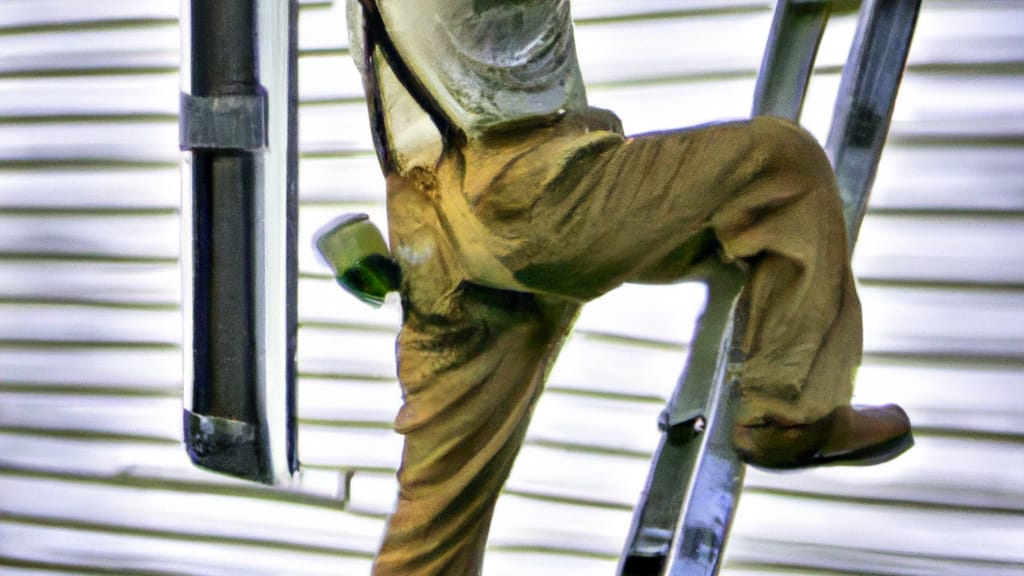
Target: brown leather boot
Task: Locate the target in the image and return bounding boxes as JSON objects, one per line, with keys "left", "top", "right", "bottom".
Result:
{"left": 733, "top": 404, "right": 914, "bottom": 471}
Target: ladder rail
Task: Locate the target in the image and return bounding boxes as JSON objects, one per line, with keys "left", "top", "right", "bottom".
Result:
{"left": 828, "top": 0, "right": 923, "bottom": 247}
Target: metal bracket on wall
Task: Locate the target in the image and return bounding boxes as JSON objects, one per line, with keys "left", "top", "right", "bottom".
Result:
{"left": 179, "top": 92, "right": 267, "bottom": 152}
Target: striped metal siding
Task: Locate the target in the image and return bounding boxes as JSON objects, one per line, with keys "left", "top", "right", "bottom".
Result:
{"left": 1, "top": 0, "right": 1023, "bottom": 574}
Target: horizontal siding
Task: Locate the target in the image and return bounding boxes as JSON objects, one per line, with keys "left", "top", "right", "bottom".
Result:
{"left": 1, "top": 0, "right": 1023, "bottom": 575}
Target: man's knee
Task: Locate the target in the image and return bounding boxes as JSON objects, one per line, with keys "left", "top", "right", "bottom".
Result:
{"left": 750, "top": 116, "right": 834, "bottom": 183}
{"left": 742, "top": 116, "right": 844, "bottom": 232}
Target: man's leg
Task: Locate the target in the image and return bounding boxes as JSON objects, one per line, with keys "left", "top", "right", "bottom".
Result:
{"left": 374, "top": 290, "right": 579, "bottom": 576}
{"left": 376, "top": 170, "right": 581, "bottom": 575}
{"left": 472, "top": 114, "right": 910, "bottom": 468}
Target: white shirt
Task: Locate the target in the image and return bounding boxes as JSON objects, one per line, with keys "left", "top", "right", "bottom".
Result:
{"left": 348, "top": 0, "right": 589, "bottom": 137}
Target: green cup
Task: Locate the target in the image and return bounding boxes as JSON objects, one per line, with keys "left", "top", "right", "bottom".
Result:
{"left": 314, "top": 214, "right": 401, "bottom": 307}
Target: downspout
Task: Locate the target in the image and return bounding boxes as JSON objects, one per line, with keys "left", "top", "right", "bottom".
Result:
{"left": 179, "top": 0, "right": 299, "bottom": 486}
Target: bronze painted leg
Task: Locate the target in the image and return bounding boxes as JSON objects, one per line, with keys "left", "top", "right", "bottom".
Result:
{"left": 373, "top": 169, "right": 580, "bottom": 576}
{"left": 469, "top": 114, "right": 909, "bottom": 467}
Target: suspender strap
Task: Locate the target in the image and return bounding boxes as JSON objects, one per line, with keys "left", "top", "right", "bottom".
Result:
{"left": 356, "top": 0, "right": 466, "bottom": 173}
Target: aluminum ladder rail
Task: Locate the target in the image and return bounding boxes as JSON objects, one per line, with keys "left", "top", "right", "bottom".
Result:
{"left": 617, "top": 1, "right": 922, "bottom": 574}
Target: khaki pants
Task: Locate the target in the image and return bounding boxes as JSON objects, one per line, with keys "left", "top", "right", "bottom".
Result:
{"left": 374, "top": 113, "right": 861, "bottom": 575}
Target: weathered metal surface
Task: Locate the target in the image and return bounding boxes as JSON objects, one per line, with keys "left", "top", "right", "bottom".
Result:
{"left": 180, "top": 0, "right": 301, "bottom": 487}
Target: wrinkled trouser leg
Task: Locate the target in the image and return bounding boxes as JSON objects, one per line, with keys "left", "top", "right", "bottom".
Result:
{"left": 373, "top": 168, "right": 581, "bottom": 576}
{"left": 478, "top": 115, "right": 861, "bottom": 426}
{"left": 373, "top": 311, "right": 570, "bottom": 576}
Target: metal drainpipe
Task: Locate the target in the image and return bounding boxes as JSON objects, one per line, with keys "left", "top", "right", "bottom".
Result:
{"left": 179, "top": 0, "right": 300, "bottom": 487}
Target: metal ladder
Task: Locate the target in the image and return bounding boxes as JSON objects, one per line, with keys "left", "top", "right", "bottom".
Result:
{"left": 616, "top": 1, "right": 922, "bottom": 574}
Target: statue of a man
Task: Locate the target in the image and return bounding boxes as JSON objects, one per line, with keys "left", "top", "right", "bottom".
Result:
{"left": 342, "top": 1, "right": 913, "bottom": 573}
